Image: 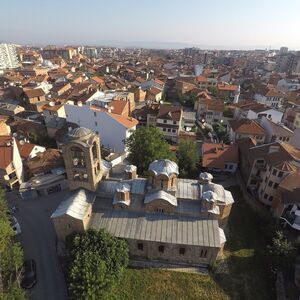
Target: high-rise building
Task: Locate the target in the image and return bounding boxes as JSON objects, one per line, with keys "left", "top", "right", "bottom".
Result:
{"left": 85, "top": 47, "right": 98, "bottom": 58}
{"left": 0, "top": 43, "right": 19, "bottom": 69}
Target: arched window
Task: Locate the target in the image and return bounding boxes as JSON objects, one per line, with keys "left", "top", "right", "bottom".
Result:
{"left": 92, "top": 142, "right": 98, "bottom": 161}
{"left": 71, "top": 147, "right": 85, "bottom": 167}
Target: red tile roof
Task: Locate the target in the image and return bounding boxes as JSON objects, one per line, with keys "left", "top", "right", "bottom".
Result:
{"left": 228, "top": 119, "right": 265, "bottom": 135}
{"left": 202, "top": 143, "right": 238, "bottom": 169}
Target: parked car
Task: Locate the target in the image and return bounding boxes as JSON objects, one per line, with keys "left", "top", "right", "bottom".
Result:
{"left": 21, "top": 260, "right": 37, "bottom": 289}
{"left": 9, "top": 215, "right": 21, "bottom": 235}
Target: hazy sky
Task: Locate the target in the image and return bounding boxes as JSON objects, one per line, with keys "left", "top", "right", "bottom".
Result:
{"left": 1, "top": 0, "right": 300, "bottom": 49}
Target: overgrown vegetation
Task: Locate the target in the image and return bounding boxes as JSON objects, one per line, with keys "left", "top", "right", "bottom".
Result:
{"left": 212, "top": 186, "right": 278, "bottom": 299}
{"left": 125, "top": 126, "right": 176, "bottom": 174}
{"left": 212, "top": 123, "right": 230, "bottom": 144}
{"left": 0, "top": 189, "right": 26, "bottom": 299}
{"left": 66, "top": 229, "right": 129, "bottom": 300}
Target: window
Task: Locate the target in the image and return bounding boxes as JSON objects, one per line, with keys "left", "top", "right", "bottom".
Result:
{"left": 264, "top": 193, "right": 268, "bottom": 200}
{"left": 272, "top": 169, "right": 277, "bottom": 176}
{"left": 274, "top": 183, "right": 279, "bottom": 189}
{"left": 167, "top": 128, "right": 171, "bottom": 132}
{"left": 257, "top": 160, "right": 264, "bottom": 164}
{"left": 156, "top": 207, "right": 164, "bottom": 213}
{"left": 229, "top": 165, "right": 233, "bottom": 170}
{"left": 268, "top": 180, "right": 273, "bottom": 187}
{"left": 158, "top": 245, "right": 165, "bottom": 253}
{"left": 163, "top": 128, "right": 166, "bottom": 132}
{"left": 269, "top": 196, "right": 273, "bottom": 202}
{"left": 173, "top": 121, "right": 177, "bottom": 125}
{"left": 200, "top": 249, "right": 208, "bottom": 258}
{"left": 163, "top": 120, "right": 167, "bottom": 124}
{"left": 95, "top": 121, "right": 97, "bottom": 126}
{"left": 172, "top": 129, "right": 176, "bottom": 133}
{"left": 179, "top": 248, "right": 185, "bottom": 255}
{"left": 278, "top": 171, "right": 283, "bottom": 178}
{"left": 94, "top": 111, "right": 97, "bottom": 117}
{"left": 137, "top": 243, "right": 144, "bottom": 251}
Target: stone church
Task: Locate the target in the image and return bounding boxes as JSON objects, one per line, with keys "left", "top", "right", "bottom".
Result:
{"left": 51, "top": 127, "right": 234, "bottom": 266}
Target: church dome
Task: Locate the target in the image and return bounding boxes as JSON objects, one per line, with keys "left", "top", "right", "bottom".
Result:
{"left": 68, "top": 127, "right": 92, "bottom": 140}
{"left": 148, "top": 159, "right": 179, "bottom": 178}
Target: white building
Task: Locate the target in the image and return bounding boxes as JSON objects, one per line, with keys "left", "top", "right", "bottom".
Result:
{"left": 247, "top": 107, "right": 283, "bottom": 124}
{"left": 64, "top": 103, "right": 138, "bottom": 153}
{"left": 0, "top": 43, "right": 19, "bottom": 70}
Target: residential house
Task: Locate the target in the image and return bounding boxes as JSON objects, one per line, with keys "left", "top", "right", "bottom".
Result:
{"left": 233, "top": 100, "right": 283, "bottom": 124}
{"left": 202, "top": 143, "right": 238, "bottom": 173}
{"left": 238, "top": 139, "right": 300, "bottom": 206}
{"left": 22, "top": 88, "right": 47, "bottom": 112}
{"left": 0, "top": 102, "right": 25, "bottom": 116}
{"left": 217, "top": 83, "right": 240, "bottom": 103}
{"left": 42, "top": 102, "right": 66, "bottom": 125}
{"left": 228, "top": 119, "right": 266, "bottom": 144}
{"left": 16, "top": 140, "right": 46, "bottom": 160}
{"left": 0, "top": 136, "right": 24, "bottom": 189}
{"left": 254, "top": 84, "right": 283, "bottom": 108}
{"left": 194, "top": 95, "right": 224, "bottom": 125}
{"left": 258, "top": 116, "right": 293, "bottom": 143}
{"left": 156, "top": 105, "right": 183, "bottom": 143}
{"left": 283, "top": 107, "right": 300, "bottom": 130}
{"left": 272, "top": 171, "right": 300, "bottom": 230}
{"left": 64, "top": 103, "right": 138, "bottom": 153}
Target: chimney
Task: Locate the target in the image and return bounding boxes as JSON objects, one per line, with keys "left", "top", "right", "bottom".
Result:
{"left": 124, "top": 165, "right": 137, "bottom": 180}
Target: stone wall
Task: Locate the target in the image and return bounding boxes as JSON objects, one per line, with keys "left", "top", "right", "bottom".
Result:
{"left": 127, "top": 239, "right": 219, "bottom": 265}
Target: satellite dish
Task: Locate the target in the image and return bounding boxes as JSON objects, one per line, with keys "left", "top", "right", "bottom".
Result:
{"left": 49, "top": 101, "right": 55, "bottom": 107}
{"left": 19, "top": 140, "right": 25, "bottom": 145}
{"left": 4, "top": 175, "right": 9, "bottom": 181}
{"left": 83, "top": 174, "right": 88, "bottom": 179}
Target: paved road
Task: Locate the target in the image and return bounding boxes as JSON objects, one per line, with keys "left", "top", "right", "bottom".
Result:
{"left": 6, "top": 190, "right": 68, "bottom": 300}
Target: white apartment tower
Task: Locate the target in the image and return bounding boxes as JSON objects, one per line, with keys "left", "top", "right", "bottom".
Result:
{"left": 0, "top": 43, "right": 19, "bottom": 70}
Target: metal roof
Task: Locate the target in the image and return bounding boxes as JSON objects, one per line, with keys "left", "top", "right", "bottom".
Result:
{"left": 148, "top": 159, "right": 179, "bottom": 177}
{"left": 90, "top": 210, "right": 221, "bottom": 248}
{"left": 177, "top": 179, "right": 199, "bottom": 200}
{"left": 51, "top": 189, "right": 95, "bottom": 220}
{"left": 144, "top": 190, "right": 177, "bottom": 206}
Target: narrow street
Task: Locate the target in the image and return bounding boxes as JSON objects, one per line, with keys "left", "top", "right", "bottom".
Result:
{"left": 6, "top": 191, "right": 68, "bottom": 300}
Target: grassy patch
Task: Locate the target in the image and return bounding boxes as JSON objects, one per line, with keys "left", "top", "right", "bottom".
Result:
{"left": 111, "top": 268, "right": 229, "bottom": 300}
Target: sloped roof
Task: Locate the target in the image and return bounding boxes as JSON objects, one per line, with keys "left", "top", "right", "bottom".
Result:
{"left": 228, "top": 119, "right": 265, "bottom": 135}
{"left": 51, "top": 189, "right": 95, "bottom": 220}
{"left": 157, "top": 104, "right": 182, "bottom": 121}
{"left": 144, "top": 190, "right": 177, "bottom": 206}
{"left": 108, "top": 113, "right": 138, "bottom": 129}
{"left": 202, "top": 143, "right": 239, "bottom": 169}
{"left": 24, "top": 88, "right": 45, "bottom": 98}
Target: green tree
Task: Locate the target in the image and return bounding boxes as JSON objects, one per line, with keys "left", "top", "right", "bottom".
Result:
{"left": 176, "top": 139, "right": 199, "bottom": 178}
{"left": 267, "top": 231, "right": 296, "bottom": 271}
{"left": 66, "top": 229, "right": 129, "bottom": 300}
{"left": 125, "top": 126, "right": 176, "bottom": 174}
{"left": 0, "top": 189, "right": 25, "bottom": 299}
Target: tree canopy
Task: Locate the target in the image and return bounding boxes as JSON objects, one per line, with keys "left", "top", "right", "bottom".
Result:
{"left": 0, "top": 189, "right": 25, "bottom": 299}
{"left": 125, "top": 126, "right": 176, "bottom": 174}
{"left": 176, "top": 139, "right": 199, "bottom": 178}
{"left": 66, "top": 229, "right": 129, "bottom": 300}
{"left": 267, "top": 230, "right": 296, "bottom": 272}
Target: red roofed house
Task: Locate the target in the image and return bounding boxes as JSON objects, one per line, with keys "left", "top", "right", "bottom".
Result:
{"left": 22, "top": 88, "right": 46, "bottom": 112}
{"left": 238, "top": 139, "right": 300, "bottom": 206}
{"left": 228, "top": 119, "right": 266, "bottom": 144}
{"left": 156, "top": 104, "right": 183, "bottom": 143}
{"left": 217, "top": 83, "right": 240, "bottom": 103}
{"left": 254, "top": 84, "right": 284, "bottom": 108}
{"left": 202, "top": 143, "right": 238, "bottom": 173}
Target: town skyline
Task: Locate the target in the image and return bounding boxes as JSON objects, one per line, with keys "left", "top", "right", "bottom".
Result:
{"left": 2, "top": 0, "right": 300, "bottom": 50}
